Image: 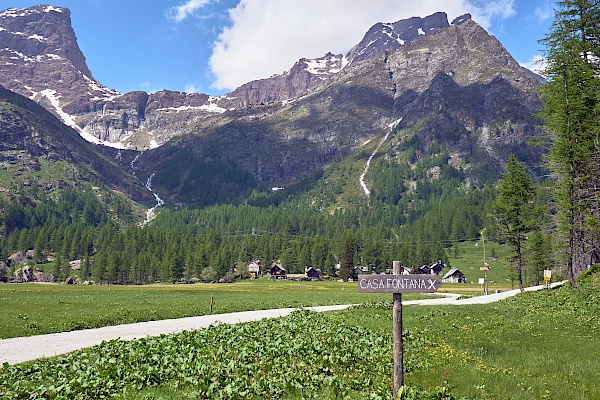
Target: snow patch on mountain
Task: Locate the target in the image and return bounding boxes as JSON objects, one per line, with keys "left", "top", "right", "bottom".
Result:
{"left": 143, "top": 172, "right": 164, "bottom": 224}
{"left": 83, "top": 75, "right": 120, "bottom": 100}
{"left": 28, "top": 34, "right": 46, "bottom": 41}
{"left": 0, "top": 6, "right": 62, "bottom": 18}
{"left": 305, "top": 54, "right": 348, "bottom": 75}
{"left": 156, "top": 104, "right": 226, "bottom": 114}
{"left": 304, "top": 53, "right": 348, "bottom": 76}
{"left": 360, "top": 119, "right": 402, "bottom": 197}
{"left": 1, "top": 48, "right": 65, "bottom": 63}
{"left": 38, "top": 89, "right": 127, "bottom": 149}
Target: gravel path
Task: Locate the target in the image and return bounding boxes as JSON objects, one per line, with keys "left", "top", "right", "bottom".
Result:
{"left": 0, "top": 281, "right": 565, "bottom": 365}
{"left": 405, "top": 281, "right": 566, "bottom": 305}
{"left": 0, "top": 305, "right": 351, "bottom": 365}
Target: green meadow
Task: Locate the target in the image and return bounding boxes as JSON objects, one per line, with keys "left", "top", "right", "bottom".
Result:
{"left": 1, "top": 269, "right": 598, "bottom": 399}
{"left": 0, "top": 280, "right": 396, "bottom": 339}
{"left": 447, "top": 240, "right": 517, "bottom": 287}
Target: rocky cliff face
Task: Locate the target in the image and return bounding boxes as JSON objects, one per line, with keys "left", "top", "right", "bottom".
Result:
{"left": 0, "top": 83, "right": 154, "bottom": 204}
{"left": 218, "top": 52, "right": 348, "bottom": 109}
{"left": 346, "top": 11, "right": 454, "bottom": 64}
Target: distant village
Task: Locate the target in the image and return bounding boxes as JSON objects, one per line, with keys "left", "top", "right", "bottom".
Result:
{"left": 247, "top": 260, "right": 467, "bottom": 284}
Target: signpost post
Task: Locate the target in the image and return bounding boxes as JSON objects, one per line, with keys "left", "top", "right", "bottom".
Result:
{"left": 480, "top": 266, "right": 490, "bottom": 295}
{"left": 478, "top": 277, "right": 485, "bottom": 295}
{"left": 358, "top": 261, "right": 442, "bottom": 394}
{"left": 543, "top": 269, "right": 552, "bottom": 288}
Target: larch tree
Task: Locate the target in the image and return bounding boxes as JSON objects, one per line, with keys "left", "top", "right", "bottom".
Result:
{"left": 539, "top": 0, "right": 600, "bottom": 285}
{"left": 338, "top": 238, "right": 355, "bottom": 281}
{"left": 493, "top": 155, "right": 538, "bottom": 292}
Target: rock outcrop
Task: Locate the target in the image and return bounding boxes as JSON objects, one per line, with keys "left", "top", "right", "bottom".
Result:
{"left": 10, "top": 265, "right": 55, "bottom": 283}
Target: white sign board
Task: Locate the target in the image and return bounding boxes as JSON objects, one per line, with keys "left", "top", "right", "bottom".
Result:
{"left": 478, "top": 278, "right": 485, "bottom": 285}
{"left": 543, "top": 269, "right": 552, "bottom": 281}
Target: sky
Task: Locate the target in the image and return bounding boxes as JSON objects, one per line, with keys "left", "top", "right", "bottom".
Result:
{"left": 4, "top": 0, "right": 555, "bottom": 96}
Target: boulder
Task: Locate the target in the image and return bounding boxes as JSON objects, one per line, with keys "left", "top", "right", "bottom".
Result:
{"left": 12, "top": 265, "right": 35, "bottom": 282}
{"left": 34, "top": 272, "right": 55, "bottom": 283}
{"left": 8, "top": 250, "right": 34, "bottom": 266}
{"left": 11, "top": 265, "right": 55, "bottom": 283}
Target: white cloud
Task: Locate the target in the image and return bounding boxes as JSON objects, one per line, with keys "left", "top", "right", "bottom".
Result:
{"left": 207, "top": 0, "right": 520, "bottom": 91}
{"left": 184, "top": 83, "right": 200, "bottom": 93}
{"left": 535, "top": 2, "right": 554, "bottom": 21}
{"left": 465, "top": 0, "right": 516, "bottom": 29}
{"left": 520, "top": 55, "right": 547, "bottom": 75}
{"left": 167, "top": 0, "right": 213, "bottom": 23}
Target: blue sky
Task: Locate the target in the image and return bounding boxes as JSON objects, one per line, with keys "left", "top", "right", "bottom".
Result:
{"left": 5, "top": 0, "right": 555, "bottom": 96}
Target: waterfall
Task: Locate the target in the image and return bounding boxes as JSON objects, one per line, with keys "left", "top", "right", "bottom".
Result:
{"left": 143, "top": 172, "right": 164, "bottom": 225}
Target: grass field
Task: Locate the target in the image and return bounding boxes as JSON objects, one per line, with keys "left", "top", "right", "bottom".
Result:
{"left": 3, "top": 256, "right": 592, "bottom": 399}
{"left": 0, "top": 240, "right": 523, "bottom": 340}
{"left": 1, "top": 271, "right": 598, "bottom": 399}
{"left": 447, "top": 240, "right": 518, "bottom": 287}
{"left": 0, "top": 279, "right": 425, "bottom": 339}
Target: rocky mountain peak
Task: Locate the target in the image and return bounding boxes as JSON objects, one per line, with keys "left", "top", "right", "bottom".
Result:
{"left": 0, "top": 3, "right": 122, "bottom": 143}
{"left": 0, "top": 4, "right": 91, "bottom": 78}
{"left": 346, "top": 12, "right": 453, "bottom": 64}
{"left": 218, "top": 52, "right": 348, "bottom": 109}
{"left": 451, "top": 13, "right": 472, "bottom": 26}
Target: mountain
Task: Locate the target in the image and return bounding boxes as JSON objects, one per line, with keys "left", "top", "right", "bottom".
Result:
{"left": 0, "top": 82, "right": 154, "bottom": 205}
{"left": 0, "top": 5, "right": 546, "bottom": 207}
{"left": 127, "top": 13, "right": 544, "bottom": 205}
{"left": 346, "top": 11, "right": 454, "bottom": 64}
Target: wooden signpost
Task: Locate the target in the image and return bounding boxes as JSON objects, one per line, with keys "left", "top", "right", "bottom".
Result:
{"left": 358, "top": 261, "right": 442, "bottom": 394}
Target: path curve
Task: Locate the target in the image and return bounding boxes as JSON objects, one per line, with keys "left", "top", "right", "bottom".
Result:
{"left": 405, "top": 281, "right": 566, "bottom": 305}
{"left": 0, "top": 282, "right": 565, "bottom": 365}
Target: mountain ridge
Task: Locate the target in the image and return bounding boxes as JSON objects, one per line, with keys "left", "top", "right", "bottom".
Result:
{"left": 0, "top": 5, "right": 546, "bottom": 207}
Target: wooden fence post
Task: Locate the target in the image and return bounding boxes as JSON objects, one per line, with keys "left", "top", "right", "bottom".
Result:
{"left": 392, "top": 260, "right": 403, "bottom": 393}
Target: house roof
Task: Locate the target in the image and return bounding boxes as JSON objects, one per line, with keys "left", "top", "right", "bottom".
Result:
{"left": 305, "top": 267, "right": 322, "bottom": 273}
{"left": 442, "top": 267, "right": 463, "bottom": 280}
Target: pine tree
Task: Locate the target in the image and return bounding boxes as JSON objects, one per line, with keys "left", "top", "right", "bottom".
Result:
{"left": 339, "top": 238, "right": 354, "bottom": 281}
{"left": 53, "top": 254, "right": 64, "bottom": 283}
{"left": 539, "top": 0, "right": 600, "bottom": 285}
{"left": 526, "top": 230, "right": 552, "bottom": 285}
{"left": 492, "top": 155, "right": 538, "bottom": 292}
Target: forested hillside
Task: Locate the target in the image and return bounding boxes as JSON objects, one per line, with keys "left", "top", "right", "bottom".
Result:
{"left": 0, "top": 133, "right": 502, "bottom": 284}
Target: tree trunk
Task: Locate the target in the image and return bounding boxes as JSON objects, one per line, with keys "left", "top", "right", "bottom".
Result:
{"left": 517, "top": 234, "right": 524, "bottom": 292}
